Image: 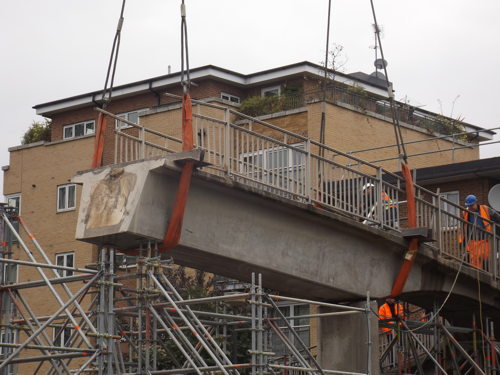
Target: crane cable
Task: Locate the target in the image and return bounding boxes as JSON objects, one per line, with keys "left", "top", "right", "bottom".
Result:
{"left": 369, "top": 0, "right": 407, "bottom": 163}
{"left": 368, "top": 0, "right": 418, "bottom": 298}
{"left": 319, "top": 0, "right": 332, "bottom": 155}
{"left": 161, "top": 0, "right": 195, "bottom": 251}
{"left": 92, "top": 0, "right": 127, "bottom": 169}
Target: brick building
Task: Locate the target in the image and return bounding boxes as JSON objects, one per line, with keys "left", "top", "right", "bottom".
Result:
{"left": 1, "top": 61, "right": 495, "bottom": 372}
{"left": 413, "top": 156, "right": 500, "bottom": 214}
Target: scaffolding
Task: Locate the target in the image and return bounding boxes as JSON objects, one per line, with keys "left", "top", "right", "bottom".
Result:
{"left": 0, "top": 204, "right": 375, "bottom": 375}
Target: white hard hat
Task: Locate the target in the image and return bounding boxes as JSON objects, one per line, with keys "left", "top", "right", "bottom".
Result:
{"left": 362, "top": 183, "right": 375, "bottom": 191}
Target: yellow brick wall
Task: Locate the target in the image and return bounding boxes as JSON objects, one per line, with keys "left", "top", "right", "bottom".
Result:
{"left": 307, "top": 101, "right": 478, "bottom": 172}
{"left": 3, "top": 137, "right": 96, "bottom": 373}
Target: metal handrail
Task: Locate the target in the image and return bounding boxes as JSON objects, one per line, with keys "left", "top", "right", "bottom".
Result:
{"left": 109, "top": 100, "right": 500, "bottom": 281}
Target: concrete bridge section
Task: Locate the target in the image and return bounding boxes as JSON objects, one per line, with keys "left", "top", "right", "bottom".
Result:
{"left": 73, "top": 154, "right": 500, "bottom": 324}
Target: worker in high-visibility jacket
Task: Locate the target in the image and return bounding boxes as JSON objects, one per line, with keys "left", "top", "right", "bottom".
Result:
{"left": 460, "top": 194, "right": 500, "bottom": 269}
{"left": 378, "top": 298, "right": 404, "bottom": 333}
{"left": 361, "top": 183, "right": 398, "bottom": 228}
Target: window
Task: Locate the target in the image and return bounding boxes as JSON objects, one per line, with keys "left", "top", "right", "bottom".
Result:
{"left": 2, "top": 264, "right": 18, "bottom": 285}
{"left": 63, "top": 121, "right": 95, "bottom": 140}
{"left": 54, "top": 326, "right": 72, "bottom": 347}
{"left": 115, "top": 109, "right": 148, "bottom": 129}
{"left": 261, "top": 85, "right": 281, "bottom": 97}
{"left": 57, "top": 184, "right": 76, "bottom": 212}
{"left": 4, "top": 194, "right": 21, "bottom": 243}
{"left": 0, "top": 330, "right": 16, "bottom": 356}
{"left": 220, "top": 92, "right": 240, "bottom": 104}
{"left": 240, "top": 143, "right": 305, "bottom": 189}
{"left": 439, "top": 191, "right": 460, "bottom": 228}
{"left": 56, "top": 252, "right": 74, "bottom": 277}
{"left": 4, "top": 193, "right": 21, "bottom": 215}
{"left": 271, "top": 303, "right": 310, "bottom": 356}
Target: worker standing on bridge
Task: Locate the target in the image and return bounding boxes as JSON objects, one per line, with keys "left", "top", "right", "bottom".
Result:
{"left": 461, "top": 194, "right": 500, "bottom": 269}
{"left": 378, "top": 298, "right": 404, "bottom": 333}
{"left": 361, "top": 183, "right": 398, "bottom": 228}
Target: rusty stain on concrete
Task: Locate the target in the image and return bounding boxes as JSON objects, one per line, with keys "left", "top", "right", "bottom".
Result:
{"left": 85, "top": 167, "right": 136, "bottom": 229}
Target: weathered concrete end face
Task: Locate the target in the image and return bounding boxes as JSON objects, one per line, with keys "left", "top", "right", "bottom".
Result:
{"left": 72, "top": 150, "right": 204, "bottom": 249}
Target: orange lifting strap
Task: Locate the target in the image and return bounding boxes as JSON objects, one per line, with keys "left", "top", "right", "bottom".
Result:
{"left": 160, "top": 93, "right": 195, "bottom": 251}
{"left": 91, "top": 113, "right": 107, "bottom": 169}
{"left": 390, "top": 163, "right": 418, "bottom": 297}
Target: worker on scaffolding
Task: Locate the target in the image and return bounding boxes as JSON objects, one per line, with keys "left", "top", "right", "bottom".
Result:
{"left": 360, "top": 183, "right": 398, "bottom": 228}
{"left": 378, "top": 298, "right": 405, "bottom": 334}
{"left": 460, "top": 194, "right": 500, "bottom": 269}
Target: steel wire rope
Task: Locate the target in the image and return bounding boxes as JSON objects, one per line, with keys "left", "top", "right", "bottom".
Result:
{"left": 180, "top": 0, "right": 190, "bottom": 93}
{"left": 92, "top": 0, "right": 127, "bottom": 168}
{"left": 160, "top": 0, "right": 194, "bottom": 251}
{"left": 319, "top": 0, "right": 332, "bottom": 154}
{"left": 100, "top": 0, "right": 127, "bottom": 105}
{"left": 369, "top": 0, "right": 407, "bottom": 162}
{"left": 477, "top": 266, "right": 487, "bottom": 367}
{"left": 370, "top": 220, "right": 478, "bottom": 333}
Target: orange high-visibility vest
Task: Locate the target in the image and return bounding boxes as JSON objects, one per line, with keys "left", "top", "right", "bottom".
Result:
{"left": 378, "top": 303, "right": 404, "bottom": 332}
{"left": 382, "top": 192, "right": 395, "bottom": 209}
{"left": 462, "top": 205, "right": 491, "bottom": 232}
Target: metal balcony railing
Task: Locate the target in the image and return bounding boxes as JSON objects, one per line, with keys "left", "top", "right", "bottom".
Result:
{"left": 96, "top": 100, "right": 500, "bottom": 282}
{"left": 239, "top": 85, "right": 466, "bottom": 137}
{"left": 306, "top": 85, "right": 467, "bottom": 137}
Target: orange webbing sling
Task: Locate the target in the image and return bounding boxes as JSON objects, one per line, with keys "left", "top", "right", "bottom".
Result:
{"left": 390, "top": 163, "right": 418, "bottom": 297}
{"left": 160, "top": 93, "right": 195, "bottom": 251}
{"left": 91, "top": 112, "right": 107, "bottom": 169}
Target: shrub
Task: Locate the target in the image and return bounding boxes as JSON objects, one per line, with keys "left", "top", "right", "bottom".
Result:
{"left": 22, "top": 119, "right": 51, "bottom": 144}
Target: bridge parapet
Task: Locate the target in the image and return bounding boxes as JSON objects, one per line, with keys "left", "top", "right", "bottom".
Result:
{"left": 95, "top": 102, "right": 500, "bottom": 283}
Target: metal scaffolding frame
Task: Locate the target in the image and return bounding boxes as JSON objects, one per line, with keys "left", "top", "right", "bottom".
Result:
{"left": 378, "top": 307, "right": 500, "bottom": 375}
{"left": 1, "top": 205, "right": 498, "bottom": 375}
{"left": 0, "top": 205, "right": 375, "bottom": 375}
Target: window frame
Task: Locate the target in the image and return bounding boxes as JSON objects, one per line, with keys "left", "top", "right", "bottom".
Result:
{"left": 439, "top": 191, "right": 460, "bottom": 229}
{"left": 115, "top": 109, "right": 148, "bottom": 130}
{"left": 261, "top": 85, "right": 281, "bottom": 97}
{"left": 57, "top": 184, "right": 76, "bottom": 213}
{"left": 62, "top": 120, "right": 95, "bottom": 140}
{"left": 2, "top": 263, "right": 18, "bottom": 285}
{"left": 0, "top": 330, "right": 16, "bottom": 356}
{"left": 55, "top": 252, "right": 75, "bottom": 277}
{"left": 220, "top": 92, "right": 241, "bottom": 104}
{"left": 53, "top": 326, "right": 72, "bottom": 347}
{"left": 4, "top": 193, "right": 21, "bottom": 215}
{"left": 239, "top": 142, "right": 306, "bottom": 187}
{"left": 270, "top": 303, "right": 310, "bottom": 356}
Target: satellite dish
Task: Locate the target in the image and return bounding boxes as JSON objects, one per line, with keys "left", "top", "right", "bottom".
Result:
{"left": 488, "top": 184, "right": 500, "bottom": 211}
{"left": 370, "top": 71, "right": 386, "bottom": 80}
{"left": 374, "top": 58, "right": 388, "bottom": 70}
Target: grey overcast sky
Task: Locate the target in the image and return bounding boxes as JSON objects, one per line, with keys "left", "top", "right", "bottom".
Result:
{"left": 1, "top": 1, "right": 500, "bottom": 197}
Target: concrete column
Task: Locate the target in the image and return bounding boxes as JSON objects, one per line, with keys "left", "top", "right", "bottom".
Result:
{"left": 317, "top": 301, "right": 379, "bottom": 375}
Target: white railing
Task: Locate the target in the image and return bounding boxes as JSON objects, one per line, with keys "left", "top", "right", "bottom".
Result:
{"left": 96, "top": 101, "right": 500, "bottom": 281}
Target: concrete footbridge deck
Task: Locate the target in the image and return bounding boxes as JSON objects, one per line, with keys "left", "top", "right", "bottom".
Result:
{"left": 73, "top": 151, "right": 500, "bottom": 324}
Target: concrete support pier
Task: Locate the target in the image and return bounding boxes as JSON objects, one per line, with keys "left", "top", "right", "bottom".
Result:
{"left": 318, "top": 301, "right": 379, "bottom": 375}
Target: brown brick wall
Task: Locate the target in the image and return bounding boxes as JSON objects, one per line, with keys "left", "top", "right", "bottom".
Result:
{"left": 49, "top": 80, "right": 249, "bottom": 143}
{"left": 422, "top": 178, "right": 496, "bottom": 208}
